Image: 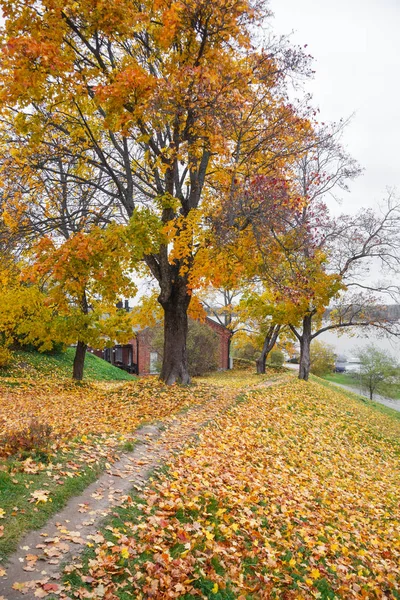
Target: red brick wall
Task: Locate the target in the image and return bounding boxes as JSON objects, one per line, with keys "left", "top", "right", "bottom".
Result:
{"left": 204, "top": 318, "right": 231, "bottom": 370}
{"left": 137, "top": 329, "right": 159, "bottom": 375}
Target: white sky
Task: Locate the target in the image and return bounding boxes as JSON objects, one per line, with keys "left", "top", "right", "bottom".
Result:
{"left": 269, "top": 0, "right": 400, "bottom": 214}
{"left": 268, "top": 0, "right": 400, "bottom": 355}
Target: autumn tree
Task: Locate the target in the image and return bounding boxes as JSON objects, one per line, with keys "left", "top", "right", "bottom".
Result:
{"left": 0, "top": 133, "right": 145, "bottom": 378}
{"left": 214, "top": 124, "right": 400, "bottom": 381}
{"left": 0, "top": 218, "right": 54, "bottom": 357}
{"left": 232, "top": 287, "right": 285, "bottom": 373}
{"left": 0, "top": 0, "right": 313, "bottom": 384}
{"left": 200, "top": 288, "right": 241, "bottom": 330}
{"left": 0, "top": 259, "right": 58, "bottom": 354}
{"left": 24, "top": 225, "right": 137, "bottom": 380}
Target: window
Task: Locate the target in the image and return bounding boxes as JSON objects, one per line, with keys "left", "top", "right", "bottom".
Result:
{"left": 149, "top": 352, "right": 159, "bottom": 374}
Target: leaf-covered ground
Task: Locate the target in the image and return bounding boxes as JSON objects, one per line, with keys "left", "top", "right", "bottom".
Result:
{"left": 0, "top": 378, "right": 214, "bottom": 446}
{"left": 60, "top": 377, "right": 400, "bottom": 599}
{"left": 0, "top": 377, "right": 219, "bottom": 558}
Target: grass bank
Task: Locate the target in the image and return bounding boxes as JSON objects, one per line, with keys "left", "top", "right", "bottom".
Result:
{"left": 0, "top": 348, "right": 134, "bottom": 381}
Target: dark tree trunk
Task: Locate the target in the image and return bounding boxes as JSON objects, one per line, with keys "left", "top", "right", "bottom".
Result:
{"left": 256, "top": 324, "right": 281, "bottom": 374}
{"left": 73, "top": 340, "right": 87, "bottom": 381}
{"left": 256, "top": 353, "right": 267, "bottom": 375}
{"left": 298, "top": 315, "right": 312, "bottom": 381}
{"left": 159, "top": 284, "right": 191, "bottom": 385}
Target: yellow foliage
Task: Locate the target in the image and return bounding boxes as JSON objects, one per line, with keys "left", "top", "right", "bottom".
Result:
{"left": 0, "top": 346, "right": 13, "bottom": 368}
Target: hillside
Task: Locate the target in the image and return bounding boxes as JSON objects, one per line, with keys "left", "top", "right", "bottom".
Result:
{"left": 0, "top": 348, "right": 134, "bottom": 381}
{"left": 59, "top": 373, "right": 400, "bottom": 598}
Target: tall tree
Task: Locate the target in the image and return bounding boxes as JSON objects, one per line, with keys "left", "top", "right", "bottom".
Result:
{"left": 213, "top": 123, "right": 400, "bottom": 380}
{"left": 0, "top": 0, "right": 313, "bottom": 383}
{"left": 283, "top": 197, "right": 400, "bottom": 380}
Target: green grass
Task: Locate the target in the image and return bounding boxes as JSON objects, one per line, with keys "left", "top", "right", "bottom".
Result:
{"left": 321, "top": 372, "right": 360, "bottom": 386}
{"left": 0, "top": 347, "right": 135, "bottom": 381}
{"left": 321, "top": 371, "right": 400, "bottom": 400}
{"left": 0, "top": 447, "right": 107, "bottom": 559}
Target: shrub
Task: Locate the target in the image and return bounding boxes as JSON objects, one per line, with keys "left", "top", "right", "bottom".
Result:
{"left": 268, "top": 350, "right": 285, "bottom": 367}
{"left": 186, "top": 320, "right": 219, "bottom": 376}
{"left": 232, "top": 357, "right": 254, "bottom": 371}
{"left": 0, "top": 418, "right": 53, "bottom": 460}
{"left": 0, "top": 346, "right": 13, "bottom": 368}
{"left": 310, "top": 340, "right": 335, "bottom": 376}
{"left": 232, "top": 342, "right": 260, "bottom": 361}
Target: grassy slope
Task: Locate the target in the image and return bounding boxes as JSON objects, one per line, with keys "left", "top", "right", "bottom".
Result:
{"left": 0, "top": 347, "right": 134, "bottom": 381}
{"left": 321, "top": 372, "right": 359, "bottom": 386}
{"left": 0, "top": 376, "right": 219, "bottom": 559}
{"left": 321, "top": 371, "right": 400, "bottom": 400}
{"left": 60, "top": 373, "right": 400, "bottom": 599}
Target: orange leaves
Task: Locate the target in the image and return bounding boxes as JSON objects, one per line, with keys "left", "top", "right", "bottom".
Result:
{"left": 95, "top": 61, "right": 156, "bottom": 128}
{"left": 0, "top": 377, "right": 213, "bottom": 455}
{"left": 64, "top": 374, "right": 400, "bottom": 597}
{"left": 16, "top": 225, "right": 138, "bottom": 352}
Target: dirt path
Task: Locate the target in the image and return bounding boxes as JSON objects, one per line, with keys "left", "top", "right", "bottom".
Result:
{"left": 0, "top": 376, "right": 289, "bottom": 599}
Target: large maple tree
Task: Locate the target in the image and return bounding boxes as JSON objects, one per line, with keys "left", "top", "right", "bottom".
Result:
{"left": 0, "top": 0, "right": 312, "bottom": 383}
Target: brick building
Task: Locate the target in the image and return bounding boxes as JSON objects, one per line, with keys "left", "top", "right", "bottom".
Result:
{"left": 94, "top": 317, "right": 231, "bottom": 375}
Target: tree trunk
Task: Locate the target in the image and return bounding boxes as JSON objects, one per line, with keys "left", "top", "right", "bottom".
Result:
{"left": 159, "top": 284, "right": 191, "bottom": 385}
{"left": 256, "top": 353, "right": 267, "bottom": 375}
{"left": 73, "top": 340, "right": 87, "bottom": 381}
{"left": 298, "top": 315, "right": 312, "bottom": 381}
{"left": 256, "top": 324, "right": 281, "bottom": 374}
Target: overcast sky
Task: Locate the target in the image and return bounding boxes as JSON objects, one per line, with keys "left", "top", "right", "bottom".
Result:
{"left": 269, "top": 0, "right": 400, "bottom": 215}
{"left": 268, "top": 0, "right": 400, "bottom": 355}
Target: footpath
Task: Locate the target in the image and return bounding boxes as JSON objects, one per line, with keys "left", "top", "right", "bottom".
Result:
{"left": 0, "top": 375, "right": 290, "bottom": 600}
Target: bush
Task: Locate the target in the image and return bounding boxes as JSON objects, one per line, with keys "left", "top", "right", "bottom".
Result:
{"left": 0, "top": 419, "right": 53, "bottom": 460}
{"left": 356, "top": 344, "right": 400, "bottom": 400}
{"left": 268, "top": 350, "right": 285, "bottom": 367}
{"left": 232, "top": 357, "right": 254, "bottom": 371}
{"left": 186, "top": 320, "right": 219, "bottom": 376}
{"left": 310, "top": 340, "right": 335, "bottom": 376}
{"left": 0, "top": 346, "right": 13, "bottom": 368}
{"left": 232, "top": 342, "right": 260, "bottom": 361}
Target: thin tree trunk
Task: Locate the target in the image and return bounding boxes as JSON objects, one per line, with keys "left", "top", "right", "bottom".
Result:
{"left": 159, "top": 284, "right": 191, "bottom": 385}
{"left": 72, "top": 291, "right": 89, "bottom": 381}
{"left": 73, "top": 340, "right": 87, "bottom": 381}
{"left": 256, "top": 324, "right": 281, "bottom": 374}
{"left": 298, "top": 315, "right": 312, "bottom": 381}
